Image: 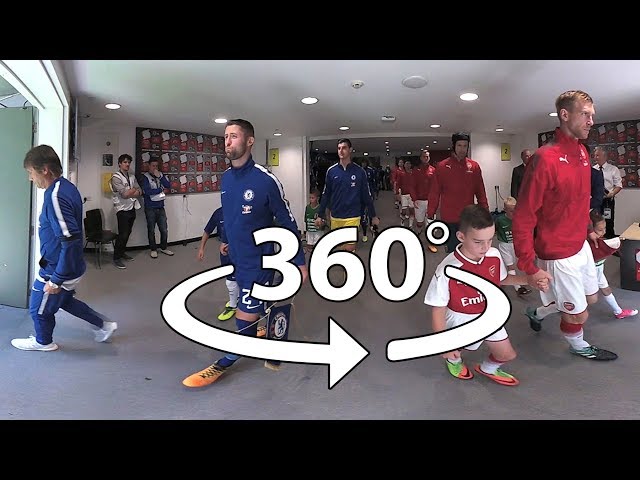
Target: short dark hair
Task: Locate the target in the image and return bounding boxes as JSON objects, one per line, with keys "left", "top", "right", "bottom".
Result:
{"left": 452, "top": 132, "right": 470, "bottom": 145}
{"left": 118, "top": 154, "right": 132, "bottom": 164}
{"left": 310, "top": 188, "right": 320, "bottom": 196}
{"left": 227, "top": 119, "right": 255, "bottom": 138}
{"left": 337, "top": 138, "right": 352, "bottom": 148}
{"left": 23, "top": 145, "right": 63, "bottom": 176}
{"left": 458, "top": 204, "right": 494, "bottom": 233}
{"left": 590, "top": 209, "right": 605, "bottom": 225}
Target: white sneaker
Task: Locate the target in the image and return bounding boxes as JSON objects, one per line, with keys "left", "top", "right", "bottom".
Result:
{"left": 159, "top": 249, "right": 174, "bottom": 256}
{"left": 95, "top": 321, "right": 118, "bottom": 343}
{"left": 150, "top": 250, "right": 158, "bottom": 258}
{"left": 11, "top": 335, "right": 58, "bottom": 351}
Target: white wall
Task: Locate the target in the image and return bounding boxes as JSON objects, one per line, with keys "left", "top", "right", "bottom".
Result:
{"left": 610, "top": 179, "right": 640, "bottom": 234}
{"left": 77, "top": 122, "right": 270, "bottom": 248}
{"left": 469, "top": 132, "right": 538, "bottom": 212}
{"left": 265, "top": 136, "right": 308, "bottom": 230}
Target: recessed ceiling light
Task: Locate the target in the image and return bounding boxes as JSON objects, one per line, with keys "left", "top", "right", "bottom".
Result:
{"left": 430, "top": 124, "right": 441, "bottom": 128}
{"left": 339, "top": 126, "right": 349, "bottom": 131}
{"left": 549, "top": 112, "right": 558, "bottom": 117}
{"left": 401, "top": 75, "right": 428, "bottom": 89}
{"left": 273, "top": 131, "right": 282, "bottom": 136}
{"left": 301, "top": 97, "right": 318, "bottom": 105}
{"left": 384, "top": 141, "right": 389, "bottom": 144}
{"left": 105, "top": 103, "right": 121, "bottom": 110}
{"left": 364, "top": 152, "right": 369, "bottom": 156}
{"left": 495, "top": 127, "right": 504, "bottom": 132}
{"left": 433, "top": 140, "right": 438, "bottom": 144}
{"left": 459, "top": 92, "right": 479, "bottom": 101}
{"left": 214, "top": 118, "right": 228, "bottom": 124}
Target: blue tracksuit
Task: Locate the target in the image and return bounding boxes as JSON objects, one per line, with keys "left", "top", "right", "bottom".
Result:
{"left": 38, "top": 177, "right": 87, "bottom": 285}
{"left": 204, "top": 207, "right": 235, "bottom": 281}
{"left": 318, "top": 161, "right": 376, "bottom": 220}
{"left": 220, "top": 156, "right": 304, "bottom": 312}
{"left": 31, "top": 177, "right": 105, "bottom": 344}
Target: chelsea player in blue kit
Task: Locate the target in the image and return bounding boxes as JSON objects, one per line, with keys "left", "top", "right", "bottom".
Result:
{"left": 183, "top": 119, "right": 308, "bottom": 388}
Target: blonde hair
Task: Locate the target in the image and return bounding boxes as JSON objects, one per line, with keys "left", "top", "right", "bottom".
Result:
{"left": 504, "top": 196, "right": 517, "bottom": 208}
{"left": 555, "top": 90, "right": 593, "bottom": 116}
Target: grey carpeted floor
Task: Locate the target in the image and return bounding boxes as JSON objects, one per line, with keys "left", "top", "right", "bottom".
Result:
{"left": 2, "top": 190, "right": 639, "bottom": 419}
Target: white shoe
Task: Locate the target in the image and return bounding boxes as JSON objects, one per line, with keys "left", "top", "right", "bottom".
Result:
{"left": 159, "top": 248, "right": 174, "bottom": 256}
{"left": 150, "top": 250, "right": 158, "bottom": 258}
{"left": 11, "top": 335, "right": 58, "bottom": 351}
{"left": 95, "top": 321, "right": 118, "bottom": 343}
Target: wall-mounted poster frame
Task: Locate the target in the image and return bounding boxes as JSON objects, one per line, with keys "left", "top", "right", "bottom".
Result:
{"left": 135, "top": 127, "right": 228, "bottom": 195}
{"left": 539, "top": 119, "right": 640, "bottom": 188}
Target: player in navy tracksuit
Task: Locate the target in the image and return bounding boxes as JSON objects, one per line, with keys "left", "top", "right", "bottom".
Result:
{"left": 183, "top": 119, "right": 308, "bottom": 388}
{"left": 12, "top": 145, "right": 117, "bottom": 352}
{"left": 316, "top": 138, "right": 379, "bottom": 252}
{"left": 197, "top": 207, "right": 239, "bottom": 321}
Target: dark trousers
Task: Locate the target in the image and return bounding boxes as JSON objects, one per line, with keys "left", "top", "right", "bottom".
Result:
{"left": 444, "top": 222, "right": 460, "bottom": 253}
{"left": 602, "top": 197, "right": 616, "bottom": 239}
{"left": 114, "top": 209, "right": 136, "bottom": 259}
{"left": 145, "top": 207, "right": 168, "bottom": 251}
{"left": 30, "top": 279, "right": 104, "bottom": 344}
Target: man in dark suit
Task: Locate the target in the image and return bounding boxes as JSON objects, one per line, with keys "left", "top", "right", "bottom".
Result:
{"left": 582, "top": 143, "right": 605, "bottom": 213}
{"left": 510, "top": 149, "right": 532, "bottom": 199}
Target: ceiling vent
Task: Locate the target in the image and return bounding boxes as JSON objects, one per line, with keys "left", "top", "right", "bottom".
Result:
{"left": 381, "top": 115, "right": 396, "bottom": 122}
{"left": 401, "top": 75, "right": 428, "bottom": 89}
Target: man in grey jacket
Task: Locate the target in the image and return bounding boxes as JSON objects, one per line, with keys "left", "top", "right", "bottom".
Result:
{"left": 110, "top": 154, "right": 142, "bottom": 269}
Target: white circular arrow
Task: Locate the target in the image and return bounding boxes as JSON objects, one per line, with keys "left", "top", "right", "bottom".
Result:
{"left": 386, "top": 265, "right": 512, "bottom": 361}
{"left": 162, "top": 265, "right": 370, "bottom": 389}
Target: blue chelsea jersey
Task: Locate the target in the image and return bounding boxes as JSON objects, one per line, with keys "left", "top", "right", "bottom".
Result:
{"left": 220, "top": 157, "right": 305, "bottom": 272}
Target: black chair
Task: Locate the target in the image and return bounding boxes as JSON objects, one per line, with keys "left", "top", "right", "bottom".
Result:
{"left": 84, "top": 209, "right": 117, "bottom": 269}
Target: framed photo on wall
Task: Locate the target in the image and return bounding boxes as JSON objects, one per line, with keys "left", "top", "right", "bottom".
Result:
{"left": 135, "top": 127, "right": 225, "bottom": 196}
{"left": 539, "top": 118, "right": 640, "bottom": 188}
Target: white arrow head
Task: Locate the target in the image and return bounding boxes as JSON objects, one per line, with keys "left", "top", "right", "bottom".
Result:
{"left": 328, "top": 318, "right": 369, "bottom": 389}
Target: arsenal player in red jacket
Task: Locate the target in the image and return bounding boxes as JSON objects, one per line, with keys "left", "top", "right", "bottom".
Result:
{"left": 513, "top": 90, "right": 617, "bottom": 361}
{"left": 428, "top": 132, "right": 489, "bottom": 253}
